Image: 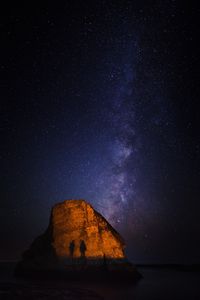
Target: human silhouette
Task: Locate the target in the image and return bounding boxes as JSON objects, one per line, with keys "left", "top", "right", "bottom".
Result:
{"left": 80, "top": 240, "right": 86, "bottom": 257}
{"left": 69, "top": 240, "right": 75, "bottom": 257}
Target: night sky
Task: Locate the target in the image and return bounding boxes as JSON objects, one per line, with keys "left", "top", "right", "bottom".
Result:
{"left": 1, "top": 1, "right": 199, "bottom": 263}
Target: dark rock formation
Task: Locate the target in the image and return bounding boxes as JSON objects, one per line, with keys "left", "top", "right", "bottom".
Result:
{"left": 15, "top": 199, "right": 141, "bottom": 281}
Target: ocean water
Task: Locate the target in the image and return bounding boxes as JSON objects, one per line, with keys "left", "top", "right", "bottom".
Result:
{"left": 0, "top": 262, "right": 200, "bottom": 299}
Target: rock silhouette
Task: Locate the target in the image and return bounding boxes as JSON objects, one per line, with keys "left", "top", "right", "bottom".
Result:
{"left": 15, "top": 199, "right": 141, "bottom": 281}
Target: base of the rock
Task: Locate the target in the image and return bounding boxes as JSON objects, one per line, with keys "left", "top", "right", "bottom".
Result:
{"left": 15, "top": 260, "right": 142, "bottom": 283}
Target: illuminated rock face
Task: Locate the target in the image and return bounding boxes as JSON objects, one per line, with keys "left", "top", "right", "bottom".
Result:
{"left": 51, "top": 200, "right": 125, "bottom": 259}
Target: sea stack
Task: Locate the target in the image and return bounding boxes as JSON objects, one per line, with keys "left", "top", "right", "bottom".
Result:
{"left": 15, "top": 199, "right": 141, "bottom": 281}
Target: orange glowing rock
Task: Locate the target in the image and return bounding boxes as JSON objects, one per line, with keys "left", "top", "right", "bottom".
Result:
{"left": 15, "top": 200, "right": 141, "bottom": 281}
{"left": 51, "top": 199, "right": 125, "bottom": 259}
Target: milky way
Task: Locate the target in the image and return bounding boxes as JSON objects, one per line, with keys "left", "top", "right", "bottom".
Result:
{"left": 93, "top": 42, "right": 138, "bottom": 225}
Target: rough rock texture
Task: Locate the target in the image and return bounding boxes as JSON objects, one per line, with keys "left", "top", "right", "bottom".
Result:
{"left": 51, "top": 199, "right": 125, "bottom": 259}
{"left": 15, "top": 200, "right": 141, "bottom": 281}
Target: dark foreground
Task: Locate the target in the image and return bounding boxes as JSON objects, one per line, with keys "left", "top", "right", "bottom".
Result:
{"left": 0, "top": 262, "right": 200, "bottom": 299}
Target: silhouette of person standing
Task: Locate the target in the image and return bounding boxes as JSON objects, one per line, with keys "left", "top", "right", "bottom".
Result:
{"left": 80, "top": 240, "right": 86, "bottom": 257}
{"left": 69, "top": 240, "right": 75, "bottom": 258}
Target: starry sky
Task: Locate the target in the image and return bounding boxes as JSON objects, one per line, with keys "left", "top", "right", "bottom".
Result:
{"left": 1, "top": 1, "right": 199, "bottom": 263}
